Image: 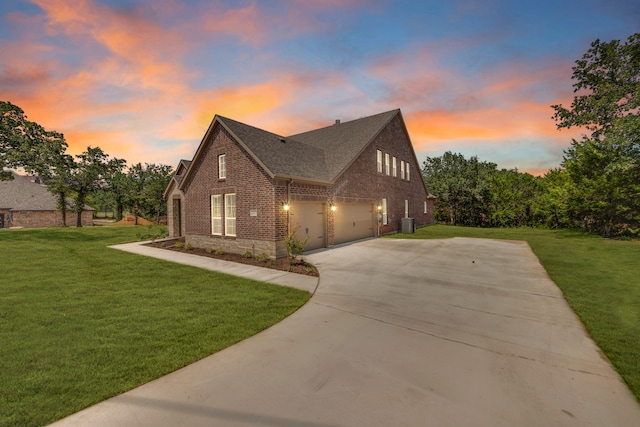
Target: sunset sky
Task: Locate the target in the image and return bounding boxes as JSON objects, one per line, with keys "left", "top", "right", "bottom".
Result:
{"left": 1, "top": 1, "right": 638, "bottom": 175}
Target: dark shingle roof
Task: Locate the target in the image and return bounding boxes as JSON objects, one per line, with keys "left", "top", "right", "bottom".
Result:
{"left": 0, "top": 172, "right": 92, "bottom": 211}
{"left": 288, "top": 109, "right": 399, "bottom": 180}
{"left": 218, "top": 117, "right": 331, "bottom": 182}
{"left": 217, "top": 109, "right": 399, "bottom": 183}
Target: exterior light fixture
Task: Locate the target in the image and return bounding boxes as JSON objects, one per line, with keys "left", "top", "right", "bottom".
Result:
{"left": 377, "top": 205, "right": 382, "bottom": 211}
{"left": 283, "top": 203, "right": 290, "bottom": 211}
{"left": 330, "top": 204, "right": 337, "bottom": 212}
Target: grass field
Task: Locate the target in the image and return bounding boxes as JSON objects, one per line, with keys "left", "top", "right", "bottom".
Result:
{"left": 0, "top": 226, "right": 310, "bottom": 427}
{"left": 388, "top": 225, "right": 640, "bottom": 402}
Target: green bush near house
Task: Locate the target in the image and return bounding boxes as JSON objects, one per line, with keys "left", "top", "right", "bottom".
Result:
{"left": 0, "top": 226, "right": 309, "bottom": 427}
{"left": 388, "top": 225, "right": 640, "bottom": 402}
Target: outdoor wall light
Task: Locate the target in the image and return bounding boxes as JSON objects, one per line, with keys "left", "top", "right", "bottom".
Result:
{"left": 377, "top": 205, "right": 382, "bottom": 211}
{"left": 283, "top": 203, "right": 290, "bottom": 211}
{"left": 330, "top": 204, "right": 337, "bottom": 212}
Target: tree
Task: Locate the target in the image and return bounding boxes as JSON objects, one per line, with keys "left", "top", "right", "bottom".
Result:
{"left": 139, "top": 163, "right": 173, "bottom": 224}
{"left": 489, "top": 169, "right": 542, "bottom": 227}
{"left": 535, "top": 168, "right": 572, "bottom": 229}
{"left": 552, "top": 34, "right": 640, "bottom": 236}
{"left": 422, "top": 152, "right": 496, "bottom": 226}
{"left": 0, "top": 101, "right": 68, "bottom": 180}
{"left": 552, "top": 33, "right": 640, "bottom": 138}
{"left": 68, "top": 147, "right": 124, "bottom": 227}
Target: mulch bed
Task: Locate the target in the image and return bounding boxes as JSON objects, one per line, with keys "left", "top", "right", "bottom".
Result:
{"left": 145, "top": 239, "right": 319, "bottom": 277}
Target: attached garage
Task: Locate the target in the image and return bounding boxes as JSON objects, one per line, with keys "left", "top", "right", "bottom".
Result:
{"left": 289, "top": 202, "right": 326, "bottom": 251}
{"left": 334, "top": 203, "right": 374, "bottom": 245}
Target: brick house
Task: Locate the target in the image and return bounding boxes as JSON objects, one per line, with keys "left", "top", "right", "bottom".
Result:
{"left": 166, "top": 109, "right": 435, "bottom": 258}
{"left": 0, "top": 172, "right": 94, "bottom": 228}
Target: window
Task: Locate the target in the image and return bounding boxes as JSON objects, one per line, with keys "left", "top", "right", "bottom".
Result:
{"left": 424, "top": 201, "right": 428, "bottom": 214}
{"left": 225, "top": 193, "right": 236, "bottom": 236}
{"left": 382, "top": 198, "right": 388, "bottom": 225}
{"left": 376, "top": 150, "right": 383, "bottom": 173}
{"left": 392, "top": 157, "right": 397, "bottom": 177}
{"left": 211, "top": 195, "right": 222, "bottom": 235}
{"left": 405, "top": 200, "right": 409, "bottom": 218}
{"left": 400, "top": 161, "right": 405, "bottom": 180}
{"left": 384, "top": 153, "right": 390, "bottom": 175}
{"left": 218, "top": 154, "right": 226, "bottom": 179}
{"left": 406, "top": 163, "right": 410, "bottom": 181}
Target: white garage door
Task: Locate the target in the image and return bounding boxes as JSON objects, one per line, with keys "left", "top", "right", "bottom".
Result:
{"left": 334, "top": 203, "right": 374, "bottom": 245}
{"left": 289, "top": 202, "right": 326, "bottom": 251}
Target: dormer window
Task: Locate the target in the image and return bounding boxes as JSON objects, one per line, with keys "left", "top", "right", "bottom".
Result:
{"left": 218, "top": 154, "right": 226, "bottom": 179}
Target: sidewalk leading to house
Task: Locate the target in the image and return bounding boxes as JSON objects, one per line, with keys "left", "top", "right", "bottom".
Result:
{"left": 110, "top": 241, "right": 319, "bottom": 294}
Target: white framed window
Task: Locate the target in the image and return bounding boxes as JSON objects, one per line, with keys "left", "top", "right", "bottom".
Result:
{"left": 218, "top": 154, "right": 226, "bottom": 179}
{"left": 211, "top": 195, "right": 222, "bottom": 235}
{"left": 376, "top": 150, "right": 383, "bottom": 173}
{"left": 384, "top": 153, "right": 390, "bottom": 175}
{"left": 424, "top": 201, "right": 428, "bottom": 214}
{"left": 406, "top": 163, "right": 410, "bottom": 181}
{"left": 400, "top": 160, "right": 405, "bottom": 180}
{"left": 382, "top": 198, "right": 388, "bottom": 225}
{"left": 405, "top": 200, "right": 409, "bottom": 218}
{"left": 392, "top": 157, "right": 397, "bottom": 177}
{"left": 225, "top": 193, "right": 236, "bottom": 236}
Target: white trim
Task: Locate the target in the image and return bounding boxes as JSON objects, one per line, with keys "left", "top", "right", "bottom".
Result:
{"left": 376, "top": 150, "right": 383, "bottom": 173}
{"left": 218, "top": 154, "right": 226, "bottom": 179}
{"left": 211, "top": 195, "right": 222, "bottom": 235}
{"left": 225, "top": 193, "right": 236, "bottom": 236}
{"left": 382, "top": 198, "right": 388, "bottom": 225}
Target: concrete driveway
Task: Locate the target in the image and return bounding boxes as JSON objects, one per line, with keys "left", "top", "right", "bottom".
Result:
{"left": 51, "top": 238, "right": 640, "bottom": 426}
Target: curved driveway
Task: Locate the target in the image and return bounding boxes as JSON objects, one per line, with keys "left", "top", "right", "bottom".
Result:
{"left": 52, "top": 238, "right": 640, "bottom": 426}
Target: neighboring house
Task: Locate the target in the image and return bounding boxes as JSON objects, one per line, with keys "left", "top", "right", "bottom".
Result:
{"left": 166, "top": 109, "right": 435, "bottom": 258}
{"left": 0, "top": 172, "right": 94, "bottom": 228}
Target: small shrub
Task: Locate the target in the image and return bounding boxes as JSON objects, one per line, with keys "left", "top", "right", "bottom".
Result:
{"left": 160, "top": 242, "right": 168, "bottom": 248}
{"left": 256, "top": 253, "right": 268, "bottom": 262}
{"left": 306, "top": 267, "right": 314, "bottom": 275}
{"left": 205, "top": 247, "right": 213, "bottom": 254}
{"left": 174, "top": 242, "right": 184, "bottom": 248}
{"left": 243, "top": 250, "right": 253, "bottom": 258}
{"left": 184, "top": 243, "right": 193, "bottom": 250}
{"left": 215, "top": 248, "right": 224, "bottom": 255}
{"left": 284, "top": 226, "right": 309, "bottom": 260}
{"left": 269, "top": 260, "right": 276, "bottom": 266}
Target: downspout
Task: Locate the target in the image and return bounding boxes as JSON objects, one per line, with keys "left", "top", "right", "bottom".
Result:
{"left": 287, "top": 179, "right": 292, "bottom": 234}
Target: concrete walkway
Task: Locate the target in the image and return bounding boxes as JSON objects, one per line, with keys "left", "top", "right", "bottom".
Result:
{"left": 50, "top": 238, "right": 640, "bottom": 426}
{"left": 109, "top": 241, "right": 319, "bottom": 294}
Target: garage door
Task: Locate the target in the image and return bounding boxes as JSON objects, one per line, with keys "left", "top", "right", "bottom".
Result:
{"left": 334, "top": 203, "right": 374, "bottom": 245}
{"left": 289, "top": 202, "right": 326, "bottom": 251}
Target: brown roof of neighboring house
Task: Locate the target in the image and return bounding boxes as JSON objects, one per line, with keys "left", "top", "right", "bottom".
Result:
{"left": 0, "top": 171, "right": 94, "bottom": 211}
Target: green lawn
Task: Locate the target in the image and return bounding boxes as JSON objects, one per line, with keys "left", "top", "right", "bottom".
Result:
{"left": 389, "top": 225, "right": 640, "bottom": 402}
{"left": 0, "top": 226, "right": 310, "bottom": 427}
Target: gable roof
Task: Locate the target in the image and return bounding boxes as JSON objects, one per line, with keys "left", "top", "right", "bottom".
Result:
{"left": 288, "top": 109, "right": 399, "bottom": 180}
{"left": 0, "top": 172, "right": 93, "bottom": 211}
{"left": 179, "top": 109, "right": 410, "bottom": 189}
{"left": 163, "top": 159, "right": 191, "bottom": 198}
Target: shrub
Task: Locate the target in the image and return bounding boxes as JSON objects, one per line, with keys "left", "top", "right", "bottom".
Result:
{"left": 243, "top": 250, "right": 253, "bottom": 258}
{"left": 215, "top": 248, "right": 224, "bottom": 255}
{"left": 174, "top": 242, "right": 184, "bottom": 248}
{"left": 284, "top": 226, "right": 309, "bottom": 260}
{"left": 256, "top": 253, "right": 268, "bottom": 262}
{"left": 184, "top": 243, "right": 193, "bottom": 250}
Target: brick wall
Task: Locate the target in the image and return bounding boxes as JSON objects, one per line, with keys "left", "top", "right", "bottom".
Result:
{"left": 183, "top": 125, "right": 280, "bottom": 257}
{"left": 327, "top": 114, "right": 434, "bottom": 235}
{"left": 8, "top": 210, "right": 93, "bottom": 228}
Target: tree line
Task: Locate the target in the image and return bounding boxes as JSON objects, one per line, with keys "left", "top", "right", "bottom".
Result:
{"left": 423, "top": 34, "right": 639, "bottom": 238}
{"left": 0, "top": 101, "right": 172, "bottom": 226}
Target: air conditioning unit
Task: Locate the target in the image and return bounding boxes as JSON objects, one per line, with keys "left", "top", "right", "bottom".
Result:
{"left": 401, "top": 217, "right": 415, "bottom": 233}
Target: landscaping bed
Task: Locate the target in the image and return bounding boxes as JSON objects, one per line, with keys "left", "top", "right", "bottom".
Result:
{"left": 146, "top": 239, "right": 319, "bottom": 277}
